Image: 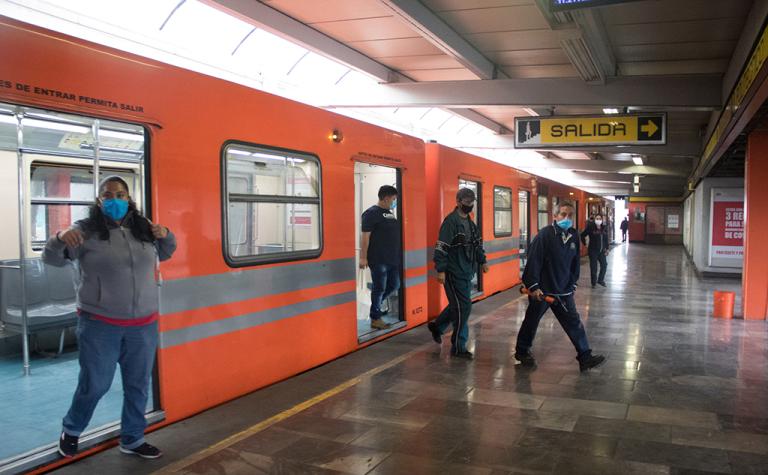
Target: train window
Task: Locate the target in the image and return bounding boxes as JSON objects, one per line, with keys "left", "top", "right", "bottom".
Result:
{"left": 493, "top": 186, "right": 512, "bottom": 237}
{"left": 29, "top": 164, "right": 140, "bottom": 248}
{"left": 223, "top": 142, "right": 322, "bottom": 266}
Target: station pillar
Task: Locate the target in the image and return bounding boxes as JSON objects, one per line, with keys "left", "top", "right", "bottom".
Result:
{"left": 743, "top": 126, "right": 768, "bottom": 319}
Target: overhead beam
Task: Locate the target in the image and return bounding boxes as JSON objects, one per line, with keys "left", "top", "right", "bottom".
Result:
{"left": 378, "top": 0, "right": 500, "bottom": 80}
{"left": 323, "top": 76, "right": 722, "bottom": 109}
{"left": 455, "top": 133, "right": 702, "bottom": 157}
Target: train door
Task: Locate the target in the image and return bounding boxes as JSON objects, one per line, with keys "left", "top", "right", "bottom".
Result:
{"left": 458, "top": 178, "right": 482, "bottom": 296}
{"left": 0, "top": 104, "right": 160, "bottom": 471}
{"left": 354, "top": 162, "right": 404, "bottom": 342}
{"left": 518, "top": 190, "right": 530, "bottom": 270}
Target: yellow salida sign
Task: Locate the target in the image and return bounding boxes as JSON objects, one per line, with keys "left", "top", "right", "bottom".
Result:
{"left": 515, "top": 114, "right": 665, "bottom": 148}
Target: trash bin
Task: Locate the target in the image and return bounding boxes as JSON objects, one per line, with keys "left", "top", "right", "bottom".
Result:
{"left": 713, "top": 291, "right": 735, "bottom": 319}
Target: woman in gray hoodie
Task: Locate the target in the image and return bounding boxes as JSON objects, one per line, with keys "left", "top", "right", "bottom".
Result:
{"left": 43, "top": 176, "right": 176, "bottom": 460}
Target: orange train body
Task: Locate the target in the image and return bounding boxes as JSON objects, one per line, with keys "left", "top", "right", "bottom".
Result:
{"left": 0, "top": 16, "right": 612, "bottom": 465}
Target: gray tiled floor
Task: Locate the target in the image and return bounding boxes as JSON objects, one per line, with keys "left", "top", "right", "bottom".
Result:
{"left": 55, "top": 244, "right": 768, "bottom": 475}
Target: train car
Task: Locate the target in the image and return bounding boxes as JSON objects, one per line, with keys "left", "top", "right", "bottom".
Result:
{"left": 0, "top": 17, "right": 428, "bottom": 471}
{"left": 0, "top": 17, "right": 612, "bottom": 472}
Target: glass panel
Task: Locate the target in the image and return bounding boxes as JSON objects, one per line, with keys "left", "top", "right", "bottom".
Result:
{"left": 494, "top": 187, "right": 511, "bottom": 208}
{"left": 31, "top": 204, "right": 89, "bottom": 245}
{"left": 494, "top": 210, "right": 512, "bottom": 234}
{"left": 228, "top": 202, "right": 320, "bottom": 257}
{"left": 226, "top": 146, "right": 319, "bottom": 198}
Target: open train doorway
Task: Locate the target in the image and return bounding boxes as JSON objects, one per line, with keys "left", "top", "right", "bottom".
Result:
{"left": 354, "top": 162, "right": 405, "bottom": 342}
{"left": 459, "top": 178, "right": 482, "bottom": 296}
{"left": 0, "top": 104, "right": 162, "bottom": 472}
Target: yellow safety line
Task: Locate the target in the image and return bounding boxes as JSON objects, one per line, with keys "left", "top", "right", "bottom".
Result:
{"left": 153, "top": 294, "right": 525, "bottom": 474}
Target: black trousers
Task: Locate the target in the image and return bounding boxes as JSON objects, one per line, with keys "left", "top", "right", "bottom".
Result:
{"left": 589, "top": 251, "right": 607, "bottom": 285}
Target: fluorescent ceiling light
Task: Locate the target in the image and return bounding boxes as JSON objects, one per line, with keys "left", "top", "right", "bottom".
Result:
{"left": 603, "top": 108, "right": 620, "bottom": 114}
{"left": 632, "top": 156, "right": 644, "bottom": 165}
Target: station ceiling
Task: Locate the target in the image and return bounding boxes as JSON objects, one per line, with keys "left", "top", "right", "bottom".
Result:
{"left": 4, "top": 0, "right": 764, "bottom": 198}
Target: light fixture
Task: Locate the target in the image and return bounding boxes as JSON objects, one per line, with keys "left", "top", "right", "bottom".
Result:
{"left": 603, "top": 108, "right": 620, "bottom": 114}
{"left": 330, "top": 129, "right": 343, "bottom": 143}
{"left": 632, "top": 155, "right": 644, "bottom": 166}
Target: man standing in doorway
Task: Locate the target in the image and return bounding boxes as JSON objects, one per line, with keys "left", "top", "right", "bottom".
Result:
{"left": 581, "top": 214, "right": 610, "bottom": 288}
{"left": 620, "top": 216, "right": 629, "bottom": 242}
{"left": 427, "top": 188, "right": 489, "bottom": 359}
{"left": 360, "top": 185, "right": 400, "bottom": 330}
{"left": 515, "top": 201, "right": 606, "bottom": 372}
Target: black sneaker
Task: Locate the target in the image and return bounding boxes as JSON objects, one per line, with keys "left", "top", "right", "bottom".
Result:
{"left": 515, "top": 352, "right": 536, "bottom": 367}
{"left": 58, "top": 432, "right": 78, "bottom": 458}
{"left": 579, "top": 354, "right": 607, "bottom": 372}
{"left": 120, "top": 442, "right": 163, "bottom": 459}
{"left": 427, "top": 321, "right": 441, "bottom": 344}
{"left": 452, "top": 350, "right": 474, "bottom": 359}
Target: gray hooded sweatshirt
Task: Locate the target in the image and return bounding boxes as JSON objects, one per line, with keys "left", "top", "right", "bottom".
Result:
{"left": 43, "top": 212, "right": 177, "bottom": 320}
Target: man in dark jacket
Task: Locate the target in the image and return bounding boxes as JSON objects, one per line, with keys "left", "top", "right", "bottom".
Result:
{"left": 427, "top": 188, "right": 489, "bottom": 359}
{"left": 515, "top": 201, "right": 606, "bottom": 372}
{"left": 580, "top": 214, "right": 610, "bottom": 288}
{"left": 620, "top": 217, "right": 629, "bottom": 242}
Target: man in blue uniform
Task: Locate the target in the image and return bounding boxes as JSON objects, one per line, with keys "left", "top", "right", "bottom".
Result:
{"left": 581, "top": 213, "right": 610, "bottom": 288}
{"left": 427, "top": 188, "right": 489, "bottom": 359}
{"left": 360, "top": 185, "right": 400, "bottom": 330}
{"left": 515, "top": 201, "right": 606, "bottom": 371}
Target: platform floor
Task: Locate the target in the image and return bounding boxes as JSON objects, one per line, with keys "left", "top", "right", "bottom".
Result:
{"left": 52, "top": 244, "right": 768, "bottom": 475}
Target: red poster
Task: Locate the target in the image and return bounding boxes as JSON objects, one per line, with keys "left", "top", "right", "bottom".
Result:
{"left": 711, "top": 201, "right": 744, "bottom": 247}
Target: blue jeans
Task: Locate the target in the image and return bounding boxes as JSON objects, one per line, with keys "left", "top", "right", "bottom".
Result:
{"left": 516, "top": 293, "right": 591, "bottom": 360}
{"left": 369, "top": 263, "right": 400, "bottom": 319}
{"left": 433, "top": 274, "right": 472, "bottom": 354}
{"left": 62, "top": 314, "right": 158, "bottom": 449}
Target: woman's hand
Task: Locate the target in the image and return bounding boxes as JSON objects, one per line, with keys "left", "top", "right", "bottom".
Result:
{"left": 57, "top": 227, "right": 85, "bottom": 247}
{"left": 150, "top": 223, "right": 169, "bottom": 239}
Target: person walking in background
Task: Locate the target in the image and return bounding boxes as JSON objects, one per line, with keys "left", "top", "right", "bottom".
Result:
{"left": 515, "top": 201, "right": 606, "bottom": 372}
{"left": 581, "top": 214, "right": 610, "bottom": 288}
{"left": 360, "top": 185, "right": 400, "bottom": 330}
{"left": 44, "top": 176, "right": 176, "bottom": 460}
{"left": 620, "top": 216, "right": 629, "bottom": 242}
{"left": 427, "top": 188, "right": 488, "bottom": 359}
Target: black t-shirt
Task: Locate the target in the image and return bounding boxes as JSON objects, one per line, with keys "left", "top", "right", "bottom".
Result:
{"left": 362, "top": 205, "right": 400, "bottom": 266}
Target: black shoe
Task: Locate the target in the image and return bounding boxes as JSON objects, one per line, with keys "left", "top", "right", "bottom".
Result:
{"left": 427, "top": 321, "right": 441, "bottom": 344}
{"left": 515, "top": 352, "right": 536, "bottom": 367}
{"left": 452, "top": 350, "right": 473, "bottom": 360}
{"left": 58, "top": 432, "right": 78, "bottom": 458}
{"left": 579, "top": 354, "right": 607, "bottom": 372}
{"left": 597, "top": 281, "right": 606, "bottom": 287}
{"left": 120, "top": 442, "right": 163, "bottom": 459}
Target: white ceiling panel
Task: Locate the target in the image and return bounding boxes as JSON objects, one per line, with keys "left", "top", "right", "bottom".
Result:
{"left": 348, "top": 37, "right": 443, "bottom": 57}
{"left": 261, "top": 0, "right": 391, "bottom": 23}
{"left": 435, "top": 5, "right": 549, "bottom": 34}
{"left": 310, "top": 16, "right": 420, "bottom": 42}
{"left": 422, "top": 0, "right": 532, "bottom": 11}
{"left": 615, "top": 41, "right": 737, "bottom": 63}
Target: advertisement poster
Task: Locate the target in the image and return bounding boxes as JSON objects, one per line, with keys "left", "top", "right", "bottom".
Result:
{"left": 709, "top": 188, "right": 744, "bottom": 268}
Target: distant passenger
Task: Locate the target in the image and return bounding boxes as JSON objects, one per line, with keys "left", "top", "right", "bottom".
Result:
{"left": 360, "top": 185, "right": 400, "bottom": 330}
{"left": 620, "top": 216, "right": 629, "bottom": 242}
{"left": 427, "top": 188, "right": 489, "bottom": 359}
{"left": 44, "top": 176, "right": 176, "bottom": 460}
{"left": 581, "top": 214, "right": 610, "bottom": 288}
{"left": 515, "top": 201, "right": 606, "bottom": 372}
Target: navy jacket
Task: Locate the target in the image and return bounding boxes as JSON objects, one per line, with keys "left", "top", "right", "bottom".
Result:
{"left": 522, "top": 223, "right": 580, "bottom": 296}
{"left": 580, "top": 222, "right": 609, "bottom": 254}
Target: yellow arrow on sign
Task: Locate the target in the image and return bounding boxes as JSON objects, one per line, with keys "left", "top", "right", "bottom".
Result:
{"left": 641, "top": 120, "right": 658, "bottom": 137}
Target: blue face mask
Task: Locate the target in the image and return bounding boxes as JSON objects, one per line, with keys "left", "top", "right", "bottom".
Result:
{"left": 102, "top": 198, "right": 129, "bottom": 221}
{"left": 557, "top": 219, "right": 572, "bottom": 230}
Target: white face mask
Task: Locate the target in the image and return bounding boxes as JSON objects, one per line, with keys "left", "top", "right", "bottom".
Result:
{"left": 595, "top": 219, "right": 603, "bottom": 225}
